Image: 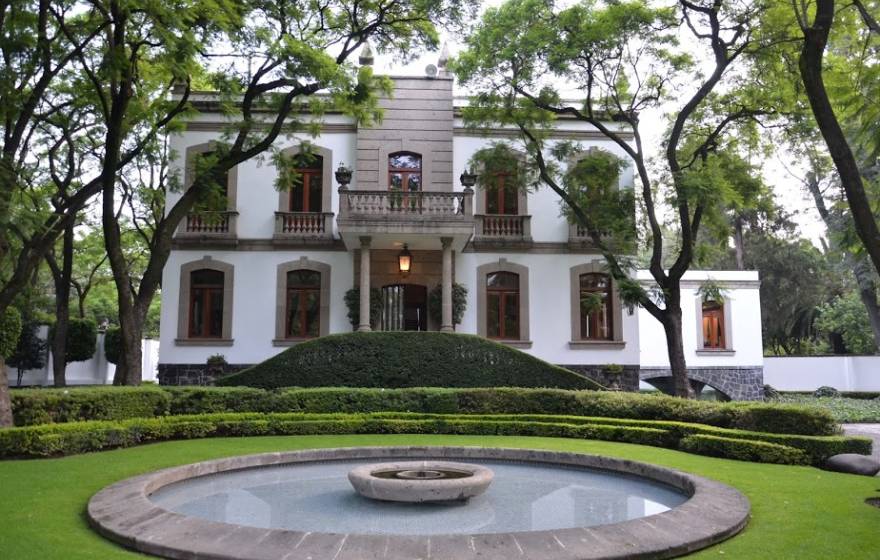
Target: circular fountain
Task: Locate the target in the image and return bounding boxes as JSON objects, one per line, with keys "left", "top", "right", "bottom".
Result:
{"left": 348, "top": 460, "right": 493, "bottom": 502}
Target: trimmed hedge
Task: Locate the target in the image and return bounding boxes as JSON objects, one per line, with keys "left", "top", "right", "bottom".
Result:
{"left": 11, "top": 387, "right": 171, "bottom": 426}
{"left": 679, "top": 435, "right": 809, "bottom": 465}
{"left": 1, "top": 411, "right": 866, "bottom": 465}
{"left": 10, "top": 386, "right": 841, "bottom": 436}
{"left": 215, "top": 332, "right": 602, "bottom": 390}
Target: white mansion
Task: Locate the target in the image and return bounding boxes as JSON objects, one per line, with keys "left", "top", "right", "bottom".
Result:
{"left": 158, "top": 68, "right": 765, "bottom": 400}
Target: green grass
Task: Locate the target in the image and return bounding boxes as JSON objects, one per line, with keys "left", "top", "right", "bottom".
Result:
{"left": 777, "top": 394, "right": 880, "bottom": 423}
{"left": 0, "top": 434, "right": 878, "bottom": 559}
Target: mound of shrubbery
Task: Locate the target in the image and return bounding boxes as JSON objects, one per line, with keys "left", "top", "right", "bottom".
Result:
{"left": 11, "top": 386, "right": 841, "bottom": 436}
{"left": 0, "top": 411, "right": 868, "bottom": 464}
{"left": 214, "top": 332, "right": 601, "bottom": 390}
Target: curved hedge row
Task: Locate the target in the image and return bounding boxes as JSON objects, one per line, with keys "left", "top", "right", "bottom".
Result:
{"left": 0, "top": 411, "right": 869, "bottom": 464}
{"left": 11, "top": 386, "right": 841, "bottom": 436}
{"left": 215, "top": 332, "right": 602, "bottom": 390}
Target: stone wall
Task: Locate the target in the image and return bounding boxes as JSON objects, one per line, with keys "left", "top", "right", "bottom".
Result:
{"left": 639, "top": 366, "right": 764, "bottom": 401}
{"left": 158, "top": 363, "right": 252, "bottom": 386}
{"left": 560, "top": 365, "right": 640, "bottom": 392}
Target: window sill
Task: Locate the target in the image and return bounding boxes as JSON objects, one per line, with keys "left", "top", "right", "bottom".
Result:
{"left": 496, "top": 340, "right": 533, "bottom": 349}
{"left": 272, "top": 338, "right": 314, "bottom": 347}
{"left": 568, "top": 340, "right": 626, "bottom": 349}
{"left": 696, "top": 349, "right": 735, "bottom": 356}
{"left": 175, "top": 338, "right": 234, "bottom": 347}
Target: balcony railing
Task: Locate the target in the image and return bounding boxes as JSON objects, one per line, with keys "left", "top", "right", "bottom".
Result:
{"left": 181, "top": 211, "right": 238, "bottom": 236}
{"left": 274, "top": 212, "right": 334, "bottom": 238}
{"left": 476, "top": 214, "right": 531, "bottom": 239}
{"left": 338, "top": 190, "right": 472, "bottom": 219}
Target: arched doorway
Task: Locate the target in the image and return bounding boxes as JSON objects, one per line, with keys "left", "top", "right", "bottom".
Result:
{"left": 381, "top": 284, "right": 427, "bottom": 331}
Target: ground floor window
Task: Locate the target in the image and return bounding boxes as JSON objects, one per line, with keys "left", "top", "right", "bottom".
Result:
{"left": 285, "top": 270, "right": 321, "bottom": 338}
{"left": 579, "top": 273, "right": 612, "bottom": 340}
{"left": 486, "top": 271, "right": 520, "bottom": 339}
{"left": 189, "top": 269, "right": 224, "bottom": 338}
{"left": 702, "top": 301, "right": 725, "bottom": 349}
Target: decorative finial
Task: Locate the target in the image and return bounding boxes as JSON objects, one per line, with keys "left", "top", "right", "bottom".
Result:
{"left": 335, "top": 163, "right": 353, "bottom": 190}
{"left": 438, "top": 42, "right": 450, "bottom": 70}
{"left": 359, "top": 42, "right": 374, "bottom": 66}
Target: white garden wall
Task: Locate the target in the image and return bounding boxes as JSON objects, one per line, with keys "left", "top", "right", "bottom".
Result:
{"left": 763, "top": 356, "right": 880, "bottom": 392}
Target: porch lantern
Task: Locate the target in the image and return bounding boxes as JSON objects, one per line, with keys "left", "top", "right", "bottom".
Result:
{"left": 398, "top": 244, "right": 413, "bottom": 276}
{"left": 460, "top": 169, "right": 477, "bottom": 193}
{"left": 335, "top": 163, "right": 353, "bottom": 190}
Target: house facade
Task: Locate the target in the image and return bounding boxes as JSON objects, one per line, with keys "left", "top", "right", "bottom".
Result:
{"left": 158, "top": 67, "right": 764, "bottom": 400}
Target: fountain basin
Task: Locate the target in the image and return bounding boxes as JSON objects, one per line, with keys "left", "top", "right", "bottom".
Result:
{"left": 348, "top": 460, "right": 493, "bottom": 502}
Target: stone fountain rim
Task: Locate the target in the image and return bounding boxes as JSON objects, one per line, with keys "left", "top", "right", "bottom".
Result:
{"left": 87, "top": 445, "right": 750, "bottom": 560}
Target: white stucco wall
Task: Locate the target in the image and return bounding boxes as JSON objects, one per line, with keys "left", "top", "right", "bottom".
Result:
{"left": 159, "top": 249, "right": 354, "bottom": 365}
{"left": 636, "top": 270, "right": 763, "bottom": 368}
{"left": 764, "top": 356, "right": 880, "bottom": 391}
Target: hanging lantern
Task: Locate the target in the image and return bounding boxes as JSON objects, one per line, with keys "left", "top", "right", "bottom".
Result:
{"left": 398, "top": 244, "right": 412, "bottom": 275}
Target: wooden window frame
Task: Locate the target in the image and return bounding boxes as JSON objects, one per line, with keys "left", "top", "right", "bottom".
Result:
{"left": 579, "top": 273, "right": 613, "bottom": 341}
{"left": 701, "top": 301, "right": 726, "bottom": 349}
{"left": 486, "top": 271, "right": 520, "bottom": 340}
{"left": 284, "top": 270, "right": 322, "bottom": 339}
{"left": 289, "top": 160, "right": 323, "bottom": 213}
{"left": 188, "top": 270, "right": 225, "bottom": 339}
{"left": 388, "top": 151, "right": 423, "bottom": 192}
{"left": 485, "top": 172, "right": 518, "bottom": 215}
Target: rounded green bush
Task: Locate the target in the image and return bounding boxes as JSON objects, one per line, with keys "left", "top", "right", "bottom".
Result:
{"left": 814, "top": 386, "right": 840, "bottom": 398}
{"left": 0, "top": 307, "right": 22, "bottom": 359}
{"left": 104, "top": 327, "right": 121, "bottom": 365}
{"left": 215, "top": 332, "right": 602, "bottom": 390}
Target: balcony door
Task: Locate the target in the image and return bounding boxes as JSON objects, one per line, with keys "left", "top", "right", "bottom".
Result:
{"left": 381, "top": 284, "right": 427, "bottom": 331}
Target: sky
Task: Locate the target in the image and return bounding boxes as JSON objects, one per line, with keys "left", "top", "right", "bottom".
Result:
{"left": 368, "top": 4, "right": 828, "bottom": 248}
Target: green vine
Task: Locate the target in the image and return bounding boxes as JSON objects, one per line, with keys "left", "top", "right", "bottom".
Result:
{"left": 467, "top": 142, "right": 536, "bottom": 195}
{"left": 698, "top": 279, "right": 727, "bottom": 303}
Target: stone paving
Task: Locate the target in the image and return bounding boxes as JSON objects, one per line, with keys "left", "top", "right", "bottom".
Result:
{"left": 843, "top": 424, "right": 880, "bottom": 462}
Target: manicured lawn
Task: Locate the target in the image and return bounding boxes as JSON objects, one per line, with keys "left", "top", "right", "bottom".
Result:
{"left": 0, "top": 434, "right": 878, "bottom": 559}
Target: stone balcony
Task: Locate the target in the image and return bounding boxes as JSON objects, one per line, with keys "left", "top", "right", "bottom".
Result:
{"left": 273, "top": 211, "right": 335, "bottom": 243}
{"left": 175, "top": 211, "right": 238, "bottom": 245}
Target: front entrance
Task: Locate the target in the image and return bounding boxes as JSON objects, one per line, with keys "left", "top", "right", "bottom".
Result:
{"left": 381, "top": 284, "right": 427, "bottom": 331}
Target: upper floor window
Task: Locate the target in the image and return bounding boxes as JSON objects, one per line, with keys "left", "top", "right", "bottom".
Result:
{"left": 579, "top": 273, "right": 612, "bottom": 340}
{"left": 189, "top": 269, "right": 224, "bottom": 338}
{"left": 285, "top": 270, "right": 321, "bottom": 338}
{"left": 702, "top": 301, "right": 725, "bottom": 349}
{"left": 289, "top": 155, "right": 323, "bottom": 213}
{"left": 193, "top": 151, "right": 229, "bottom": 211}
{"left": 388, "top": 151, "right": 422, "bottom": 192}
{"left": 486, "top": 271, "right": 520, "bottom": 339}
{"left": 486, "top": 172, "right": 518, "bottom": 215}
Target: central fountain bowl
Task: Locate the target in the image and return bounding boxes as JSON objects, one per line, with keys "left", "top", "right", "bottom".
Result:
{"left": 348, "top": 460, "right": 494, "bottom": 503}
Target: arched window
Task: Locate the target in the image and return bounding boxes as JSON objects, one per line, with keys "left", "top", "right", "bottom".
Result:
{"left": 486, "top": 271, "right": 520, "bottom": 339}
{"left": 285, "top": 270, "right": 322, "bottom": 338}
{"left": 486, "top": 172, "right": 518, "bottom": 215}
{"left": 702, "top": 301, "right": 725, "bottom": 349}
{"left": 289, "top": 155, "right": 323, "bottom": 212}
{"left": 388, "top": 151, "right": 422, "bottom": 192}
{"left": 192, "top": 151, "right": 229, "bottom": 210}
{"left": 579, "top": 273, "right": 612, "bottom": 340}
{"left": 189, "top": 269, "right": 225, "bottom": 338}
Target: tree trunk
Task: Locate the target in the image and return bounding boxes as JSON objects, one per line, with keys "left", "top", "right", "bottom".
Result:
{"left": 0, "top": 356, "right": 12, "bottom": 426}
{"left": 852, "top": 258, "right": 880, "bottom": 352}
{"left": 733, "top": 215, "right": 745, "bottom": 270}
{"left": 662, "top": 306, "right": 695, "bottom": 398}
{"left": 799, "top": 0, "right": 880, "bottom": 280}
{"left": 49, "top": 222, "right": 74, "bottom": 387}
{"left": 112, "top": 305, "right": 145, "bottom": 386}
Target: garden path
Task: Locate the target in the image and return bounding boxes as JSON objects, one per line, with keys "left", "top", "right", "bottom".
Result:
{"left": 843, "top": 424, "right": 880, "bottom": 462}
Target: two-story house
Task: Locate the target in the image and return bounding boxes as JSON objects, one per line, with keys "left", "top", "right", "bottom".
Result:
{"left": 158, "top": 63, "right": 764, "bottom": 400}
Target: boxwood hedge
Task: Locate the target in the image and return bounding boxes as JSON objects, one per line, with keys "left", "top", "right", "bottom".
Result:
{"left": 10, "top": 386, "right": 841, "bottom": 436}
{"left": 214, "top": 332, "right": 602, "bottom": 390}
{"left": 0, "top": 411, "right": 868, "bottom": 464}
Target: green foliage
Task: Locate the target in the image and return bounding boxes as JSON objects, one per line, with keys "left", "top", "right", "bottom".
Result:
{"left": 215, "top": 332, "right": 600, "bottom": 390}
{"left": 427, "top": 283, "right": 468, "bottom": 326}
{"left": 697, "top": 279, "right": 728, "bottom": 304}
{"left": 49, "top": 318, "right": 97, "bottom": 364}
{"left": 816, "top": 291, "right": 876, "bottom": 354}
{"left": 11, "top": 385, "right": 840, "bottom": 436}
{"left": 814, "top": 386, "right": 841, "bottom": 398}
{"left": 778, "top": 394, "right": 880, "bottom": 423}
{"left": 467, "top": 142, "right": 536, "bottom": 194}
{"left": 679, "top": 435, "right": 809, "bottom": 465}
{"left": 103, "top": 327, "right": 121, "bottom": 365}
{"left": 6, "top": 321, "right": 47, "bottom": 378}
{"left": 343, "top": 288, "right": 384, "bottom": 329}
{"left": 0, "top": 307, "right": 22, "bottom": 359}
{"left": 10, "top": 387, "right": 171, "bottom": 426}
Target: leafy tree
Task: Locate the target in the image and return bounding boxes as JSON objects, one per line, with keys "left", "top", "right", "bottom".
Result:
{"left": 49, "top": 317, "right": 96, "bottom": 364}
{"left": 816, "top": 291, "right": 876, "bottom": 354}
{"left": 455, "top": 0, "right": 775, "bottom": 396}
{"left": 7, "top": 321, "right": 47, "bottom": 387}
{"left": 0, "top": 307, "right": 22, "bottom": 426}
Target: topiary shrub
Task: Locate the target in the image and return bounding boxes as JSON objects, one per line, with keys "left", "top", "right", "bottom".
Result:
{"left": 814, "top": 386, "right": 840, "bottom": 398}
{"left": 216, "top": 332, "right": 601, "bottom": 390}
{"left": 0, "top": 307, "right": 22, "bottom": 359}
{"left": 679, "top": 434, "right": 810, "bottom": 465}
{"left": 10, "top": 386, "right": 171, "bottom": 426}
{"left": 103, "top": 327, "right": 121, "bottom": 364}
{"left": 763, "top": 384, "right": 780, "bottom": 401}
{"left": 49, "top": 318, "right": 97, "bottom": 364}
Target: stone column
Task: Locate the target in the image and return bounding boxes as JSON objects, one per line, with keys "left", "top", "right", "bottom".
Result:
{"left": 358, "top": 236, "right": 372, "bottom": 332}
{"left": 440, "top": 237, "right": 454, "bottom": 332}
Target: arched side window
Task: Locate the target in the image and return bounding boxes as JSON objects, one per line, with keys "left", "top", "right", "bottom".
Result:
{"left": 702, "top": 301, "right": 725, "bottom": 349}
{"left": 579, "top": 273, "right": 613, "bottom": 341}
{"left": 476, "top": 260, "right": 531, "bottom": 346}
{"left": 285, "top": 270, "right": 322, "bottom": 338}
{"left": 288, "top": 155, "right": 323, "bottom": 213}
{"left": 568, "top": 262, "right": 624, "bottom": 346}
{"left": 388, "top": 151, "right": 422, "bottom": 192}
{"left": 184, "top": 143, "right": 237, "bottom": 210}
{"left": 486, "top": 172, "right": 518, "bottom": 215}
{"left": 177, "top": 258, "right": 234, "bottom": 345}
{"left": 274, "top": 258, "right": 331, "bottom": 345}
